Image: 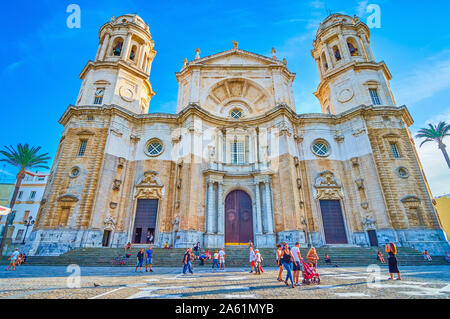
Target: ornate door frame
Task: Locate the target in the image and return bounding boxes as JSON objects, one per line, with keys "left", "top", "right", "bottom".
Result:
{"left": 128, "top": 171, "right": 164, "bottom": 245}
{"left": 314, "top": 171, "right": 352, "bottom": 245}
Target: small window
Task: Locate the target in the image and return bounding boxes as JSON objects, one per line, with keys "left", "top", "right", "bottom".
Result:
{"left": 37, "top": 176, "right": 45, "bottom": 181}
{"left": 396, "top": 167, "right": 409, "bottom": 178}
{"left": 29, "top": 191, "right": 36, "bottom": 200}
{"left": 390, "top": 142, "right": 400, "bottom": 158}
{"left": 94, "top": 88, "right": 105, "bottom": 105}
{"left": 130, "top": 46, "right": 136, "bottom": 61}
{"left": 369, "top": 88, "right": 381, "bottom": 105}
{"left": 312, "top": 140, "right": 330, "bottom": 157}
{"left": 113, "top": 40, "right": 123, "bottom": 56}
{"left": 230, "top": 109, "right": 243, "bottom": 119}
{"left": 333, "top": 46, "right": 342, "bottom": 61}
{"left": 347, "top": 41, "right": 359, "bottom": 56}
{"left": 87, "top": 115, "right": 94, "bottom": 121}
{"left": 70, "top": 167, "right": 80, "bottom": 178}
{"left": 146, "top": 139, "right": 164, "bottom": 157}
{"left": 17, "top": 191, "right": 23, "bottom": 200}
{"left": 78, "top": 140, "right": 88, "bottom": 157}
{"left": 230, "top": 141, "right": 245, "bottom": 164}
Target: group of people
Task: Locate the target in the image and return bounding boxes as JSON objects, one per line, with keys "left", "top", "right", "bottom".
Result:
{"left": 5, "top": 248, "right": 26, "bottom": 271}
{"left": 183, "top": 247, "right": 226, "bottom": 274}
{"left": 135, "top": 246, "right": 153, "bottom": 273}
{"left": 274, "top": 242, "right": 319, "bottom": 288}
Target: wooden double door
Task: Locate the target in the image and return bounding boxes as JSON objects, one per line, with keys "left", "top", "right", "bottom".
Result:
{"left": 225, "top": 190, "right": 254, "bottom": 245}
{"left": 319, "top": 200, "right": 348, "bottom": 244}
{"left": 132, "top": 199, "right": 158, "bottom": 244}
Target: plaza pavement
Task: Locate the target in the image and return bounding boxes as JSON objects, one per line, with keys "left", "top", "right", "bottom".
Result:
{"left": 0, "top": 265, "right": 449, "bottom": 299}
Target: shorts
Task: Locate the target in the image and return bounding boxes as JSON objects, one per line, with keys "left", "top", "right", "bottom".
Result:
{"left": 136, "top": 260, "right": 143, "bottom": 267}
{"left": 219, "top": 258, "right": 225, "bottom": 264}
{"left": 146, "top": 257, "right": 152, "bottom": 265}
{"left": 250, "top": 261, "right": 255, "bottom": 267}
{"left": 293, "top": 262, "right": 302, "bottom": 271}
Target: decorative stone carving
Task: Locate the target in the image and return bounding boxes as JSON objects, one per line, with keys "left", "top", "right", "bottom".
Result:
{"left": 350, "top": 157, "right": 359, "bottom": 167}
{"left": 337, "top": 88, "right": 354, "bottom": 103}
{"left": 109, "top": 202, "right": 118, "bottom": 209}
{"left": 57, "top": 194, "right": 79, "bottom": 202}
{"left": 314, "top": 171, "right": 343, "bottom": 200}
{"left": 296, "top": 178, "right": 302, "bottom": 189}
{"left": 119, "top": 86, "right": 134, "bottom": 102}
{"left": 294, "top": 134, "right": 304, "bottom": 143}
{"left": 355, "top": 178, "right": 364, "bottom": 190}
{"left": 118, "top": 157, "right": 126, "bottom": 169}
{"left": 130, "top": 135, "right": 140, "bottom": 143}
{"left": 361, "top": 215, "right": 376, "bottom": 230}
{"left": 104, "top": 214, "right": 117, "bottom": 230}
{"left": 334, "top": 134, "right": 344, "bottom": 143}
{"left": 134, "top": 171, "right": 163, "bottom": 199}
{"left": 113, "top": 179, "right": 122, "bottom": 191}
{"left": 401, "top": 195, "right": 421, "bottom": 208}
{"left": 361, "top": 202, "right": 369, "bottom": 210}
{"left": 294, "top": 156, "right": 300, "bottom": 167}
{"left": 352, "top": 128, "right": 366, "bottom": 137}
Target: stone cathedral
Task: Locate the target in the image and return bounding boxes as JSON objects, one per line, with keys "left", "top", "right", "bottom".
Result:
{"left": 26, "top": 13, "right": 449, "bottom": 256}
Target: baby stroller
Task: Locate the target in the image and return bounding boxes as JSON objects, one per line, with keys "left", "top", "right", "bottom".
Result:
{"left": 301, "top": 260, "right": 320, "bottom": 285}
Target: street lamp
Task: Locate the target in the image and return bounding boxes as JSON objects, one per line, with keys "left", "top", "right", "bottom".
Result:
{"left": 21, "top": 216, "right": 35, "bottom": 245}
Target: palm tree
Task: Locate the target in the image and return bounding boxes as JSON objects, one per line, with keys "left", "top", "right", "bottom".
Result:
{"left": 415, "top": 121, "right": 450, "bottom": 169}
{"left": 0, "top": 144, "right": 51, "bottom": 254}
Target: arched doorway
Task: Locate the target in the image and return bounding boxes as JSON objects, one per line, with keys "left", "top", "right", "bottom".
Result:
{"left": 225, "top": 190, "right": 253, "bottom": 245}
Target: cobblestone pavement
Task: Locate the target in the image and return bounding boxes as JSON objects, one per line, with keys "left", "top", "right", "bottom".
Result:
{"left": 0, "top": 265, "right": 449, "bottom": 299}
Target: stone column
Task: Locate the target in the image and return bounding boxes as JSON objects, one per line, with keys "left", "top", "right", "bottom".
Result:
{"left": 206, "top": 179, "right": 215, "bottom": 234}
{"left": 315, "top": 59, "right": 323, "bottom": 81}
{"left": 264, "top": 181, "right": 274, "bottom": 234}
{"left": 98, "top": 33, "right": 110, "bottom": 61}
{"left": 323, "top": 43, "right": 333, "bottom": 68}
{"left": 217, "top": 182, "right": 224, "bottom": 234}
{"left": 359, "top": 33, "right": 375, "bottom": 62}
{"left": 254, "top": 182, "right": 263, "bottom": 234}
{"left": 121, "top": 33, "right": 133, "bottom": 61}
{"left": 338, "top": 33, "right": 351, "bottom": 62}
{"left": 138, "top": 45, "right": 146, "bottom": 69}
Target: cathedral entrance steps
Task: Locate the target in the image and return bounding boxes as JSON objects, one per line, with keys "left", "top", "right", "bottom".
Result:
{"left": 3, "top": 247, "right": 448, "bottom": 266}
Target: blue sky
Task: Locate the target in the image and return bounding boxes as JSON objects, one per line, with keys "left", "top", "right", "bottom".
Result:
{"left": 1, "top": 0, "right": 450, "bottom": 195}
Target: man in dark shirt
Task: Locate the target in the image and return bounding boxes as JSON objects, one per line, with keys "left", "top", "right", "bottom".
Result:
{"left": 183, "top": 248, "right": 194, "bottom": 274}
{"left": 135, "top": 248, "right": 144, "bottom": 272}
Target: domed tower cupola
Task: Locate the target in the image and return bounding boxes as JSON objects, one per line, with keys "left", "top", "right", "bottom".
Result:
{"left": 76, "top": 14, "right": 156, "bottom": 114}
{"left": 311, "top": 14, "right": 396, "bottom": 115}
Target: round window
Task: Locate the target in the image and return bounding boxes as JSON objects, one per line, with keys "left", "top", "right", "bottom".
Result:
{"left": 396, "top": 167, "right": 409, "bottom": 179}
{"left": 311, "top": 140, "right": 330, "bottom": 157}
{"left": 69, "top": 167, "right": 80, "bottom": 178}
{"left": 230, "top": 109, "right": 243, "bottom": 119}
{"left": 146, "top": 139, "right": 164, "bottom": 157}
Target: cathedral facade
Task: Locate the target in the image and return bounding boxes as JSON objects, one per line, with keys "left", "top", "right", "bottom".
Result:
{"left": 26, "top": 13, "right": 449, "bottom": 256}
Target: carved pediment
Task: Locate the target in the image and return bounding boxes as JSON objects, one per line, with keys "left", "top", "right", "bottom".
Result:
{"left": 314, "top": 171, "right": 343, "bottom": 200}
{"left": 134, "top": 171, "right": 163, "bottom": 199}
{"left": 57, "top": 194, "right": 79, "bottom": 202}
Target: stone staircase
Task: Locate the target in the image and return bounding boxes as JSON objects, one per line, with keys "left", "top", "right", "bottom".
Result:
{"left": 3, "top": 246, "right": 448, "bottom": 267}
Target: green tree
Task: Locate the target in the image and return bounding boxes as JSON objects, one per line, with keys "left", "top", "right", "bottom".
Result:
{"left": 415, "top": 121, "right": 450, "bottom": 169}
{"left": 0, "top": 144, "right": 51, "bottom": 254}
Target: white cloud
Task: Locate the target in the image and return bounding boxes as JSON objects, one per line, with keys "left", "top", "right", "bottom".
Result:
{"left": 392, "top": 51, "right": 450, "bottom": 107}
{"left": 308, "top": 1, "right": 325, "bottom": 9}
{"left": 413, "top": 109, "right": 450, "bottom": 197}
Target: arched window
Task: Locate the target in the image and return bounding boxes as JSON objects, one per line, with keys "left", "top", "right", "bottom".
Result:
{"left": 112, "top": 38, "right": 123, "bottom": 56}
{"left": 130, "top": 45, "right": 137, "bottom": 61}
{"left": 347, "top": 38, "right": 359, "bottom": 56}
{"left": 321, "top": 52, "right": 328, "bottom": 70}
{"left": 333, "top": 46, "right": 341, "bottom": 61}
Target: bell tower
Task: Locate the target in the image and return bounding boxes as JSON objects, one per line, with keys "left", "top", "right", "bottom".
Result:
{"left": 75, "top": 14, "right": 156, "bottom": 114}
{"left": 312, "top": 14, "right": 396, "bottom": 115}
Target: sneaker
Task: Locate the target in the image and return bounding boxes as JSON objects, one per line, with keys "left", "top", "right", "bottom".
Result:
{"left": 150, "top": 270, "right": 153, "bottom": 272}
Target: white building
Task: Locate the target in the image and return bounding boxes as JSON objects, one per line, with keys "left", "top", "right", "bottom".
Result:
{"left": 9, "top": 171, "right": 48, "bottom": 245}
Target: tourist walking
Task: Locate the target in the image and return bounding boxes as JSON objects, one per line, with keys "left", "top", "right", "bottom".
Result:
{"left": 249, "top": 246, "right": 256, "bottom": 273}
{"left": 5, "top": 249, "right": 20, "bottom": 271}
{"left": 291, "top": 242, "right": 303, "bottom": 286}
{"left": 146, "top": 246, "right": 153, "bottom": 272}
{"left": 255, "top": 249, "right": 263, "bottom": 275}
{"left": 276, "top": 244, "right": 283, "bottom": 282}
{"left": 423, "top": 250, "right": 432, "bottom": 262}
{"left": 386, "top": 242, "right": 401, "bottom": 280}
{"left": 135, "top": 248, "right": 144, "bottom": 272}
{"left": 219, "top": 248, "right": 226, "bottom": 270}
{"left": 183, "top": 248, "right": 194, "bottom": 274}
{"left": 212, "top": 250, "right": 220, "bottom": 269}
{"left": 281, "top": 242, "right": 295, "bottom": 288}
{"left": 377, "top": 251, "right": 386, "bottom": 263}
